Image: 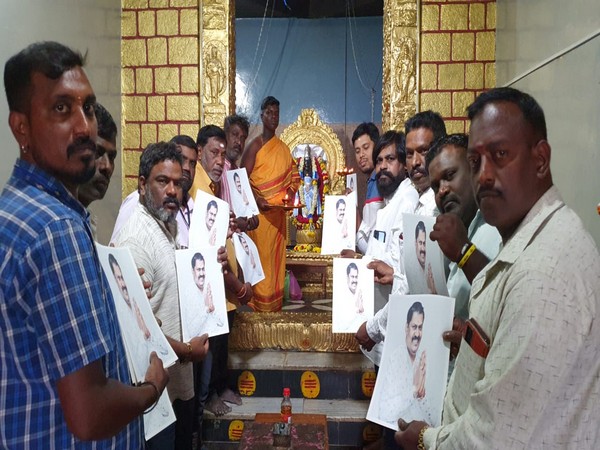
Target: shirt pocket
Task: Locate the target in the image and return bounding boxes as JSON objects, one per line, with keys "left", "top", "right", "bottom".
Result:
{"left": 449, "top": 340, "right": 486, "bottom": 415}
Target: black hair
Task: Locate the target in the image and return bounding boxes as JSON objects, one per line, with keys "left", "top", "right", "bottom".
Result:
{"left": 425, "top": 133, "right": 469, "bottom": 169}
{"left": 191, "top": 252, "right": 205, "bottom": 268}
{"left": 207, "top": 199, "right": 218, "bottom": 212}
{"left": 224, "top": 114, "right": 250, "bottom": 135}
{"left": 405, "top": 110, "right": 447, "bottom": 143}
{"left": 108, "top": 253, "right": 120, "bottom": 275}
{"left": 406, "top": 301, "right": 425, "bottom": 324}
{"left": 346, "top": 262, "right": 358, "bottom": 276}
{"left": 260, "top": 96, "right": 279, "bottom": 112}
{"left": 372, "top": 130, "right": 406, "bottom": 167}
{"left": 95, "top": 103, "right": 117, "bottom": 144}
{"left": 415, "top": 220, "right": 426, "bottom": 240}
{"left": 233, "top": 172, "right": 240, "bottom": 180}
{"left": 170, "top": 135, "right": 198, "bottom": 153}
{"left": 467, "top": 87, "right": 547, "bottom": 140}
{"left": 336, "top": 198, "right": 346, "bottom": 209}
{"left": 138, "top": 141, "right": 182, "bottom": 179}
{"left": 4, "top": 41, "right": 86, "bottom": 113}
{"left": 197, "top": 125, "right": 226, "bottom": 147}
{"left": 352, "top": 122, "right": 380, "bottom": 146}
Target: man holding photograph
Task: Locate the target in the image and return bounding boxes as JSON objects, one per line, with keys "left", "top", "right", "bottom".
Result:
{"left": 113, "top": 142, "right": 210, "bottom": 450}
{"left": 0, "top": 41, "right": 168, "bottom": 448}
{"left": 396, "top": 89, "right": 600, "bottom": 449}
{"left": 426, "top": 133, "right": 501, "bottom": 322}
{"left": 220, "top": 114, "right": 259, "bottom": 232}
{"left": 191, "top": 125, "right": 250, "bottom": 434}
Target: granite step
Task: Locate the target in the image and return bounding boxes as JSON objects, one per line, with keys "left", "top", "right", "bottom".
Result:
{"left": 200, "top": 350, "right": 382, "bottom": 448}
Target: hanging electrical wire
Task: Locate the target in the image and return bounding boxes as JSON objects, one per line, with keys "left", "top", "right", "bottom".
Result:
{"left": 241, "top": 0, "right": 276, "bottom": 114}
{"left": 346, "top": 0, "right": 382, "bottom": 122}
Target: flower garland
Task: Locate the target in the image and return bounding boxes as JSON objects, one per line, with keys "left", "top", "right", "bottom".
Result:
{"left": 293, "top": 243, "right": 321, "bottom": 253}
{"left": 291, "top": 155, "right": 329, "bottom": 230}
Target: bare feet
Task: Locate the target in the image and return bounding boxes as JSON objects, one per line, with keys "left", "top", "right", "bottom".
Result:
{"left": 205, "top": 392, "right": 231, "bottom": 416}
{"left": 220, "top": 387, "right": 243, "bottom": 406}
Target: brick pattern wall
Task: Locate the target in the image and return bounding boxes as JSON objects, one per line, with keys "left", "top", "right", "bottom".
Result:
{"left": 121, "top": 0, "right": 200, "bottom": 195}
{"left": 420, "top": 0, "right": 496, "bottom": 134}
{"left": 120, "top": 1, "right": 496, "bottom": 193}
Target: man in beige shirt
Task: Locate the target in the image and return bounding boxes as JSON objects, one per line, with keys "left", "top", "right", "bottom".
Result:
{"left": 395, "top": 88, "right": 600, "bottom": 449}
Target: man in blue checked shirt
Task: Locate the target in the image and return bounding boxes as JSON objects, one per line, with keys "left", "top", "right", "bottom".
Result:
{"left": 0, "top": 41, "right": 169, "bottom": 449}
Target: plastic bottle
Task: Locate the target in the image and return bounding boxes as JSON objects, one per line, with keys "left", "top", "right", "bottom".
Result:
{"left": 280, "top": 387, "right": 292, "bottom": 423}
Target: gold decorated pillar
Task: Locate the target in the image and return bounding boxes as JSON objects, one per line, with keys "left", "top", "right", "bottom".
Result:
{"left": 382, "top": 0, "right": 420, "bottom": 131}
{"left": 199, "top": 0, "right": 236, "bottom": 126}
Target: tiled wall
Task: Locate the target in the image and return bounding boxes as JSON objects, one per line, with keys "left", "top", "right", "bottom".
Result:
{"left": 120, "top": 1, "right": 497, "bottom": 193}
{"left": 121, "top": 0, "right": 200, "bottom": 195}
{"left": 420, "top": 0, "right": 496, "bottom": 134}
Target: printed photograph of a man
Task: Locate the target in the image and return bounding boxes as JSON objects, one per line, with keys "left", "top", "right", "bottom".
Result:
{"left": 321, "top": 195, "right": 356, "bottom": 255}
{"left": 226, "top": 168, "right": 259, "bottom": 218}
{"left": 233, "top": 232, "right": 265, "bottom": 285}
{"left": 206, "top": 200, "right": 218, "bottom": 246}
{"left": 109, "top": 254, "right": 151, "bottom": 341}
{"left": 189, "top": 191, "right": 229, "bottom": 248}
{"left": 403, "top": 213, "right": 448, "bottom": 296}
{"left": 332, "top": 258, "right": 374, "bottom": 333}
{"left": 97, "top": 245, "right": 177, "bottom": 383}
{"left": 367, "top": 294, "right": 454, "bottom": 430}
{"left": 346, "top": 172, "right": 357, "bottom": 205}
{"left": 176, "top": 246, "right": 228, "bottom": 339}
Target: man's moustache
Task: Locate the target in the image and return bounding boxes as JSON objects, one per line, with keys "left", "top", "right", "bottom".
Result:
{"left": 410, "top": 167, "right": 427, "bottom": 178}
{"left": 67, "top": 137, "right": 96, "bottom": 157}
{"left": 376, "top": 170, "right": 394, "bottom": 181}
{"left": 163, "top": 197, "right": 180, "bottom": 208}
{"left": 477, "top": 187, "right": 501, "bottom": 201}
{"left": 442, "top": 193, "right": 459, "bottom": 207}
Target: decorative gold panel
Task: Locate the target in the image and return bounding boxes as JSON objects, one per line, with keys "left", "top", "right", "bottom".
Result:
{"left": 199, "top": 0, "right": 235, "bottom": 126}
{"left": 229, "top": 312, "right": 360, "bottom": 353}
{"left": 280, "top": 109, "right": 346, "bottom": 195}
{"left": 382, "top": 0, "right": 420, "bottom": 131}
{"left": 199, "top": 1, "right": 421, "bottom": 353}
{"left": 205, "top": 1, "right": 419, "bottom": 133}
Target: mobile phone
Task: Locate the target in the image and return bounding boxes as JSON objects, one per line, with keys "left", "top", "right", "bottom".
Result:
{"left": 373, "top": 230, "right": 386, "bottom": 243}
{"left": 464, "top": 318, "right": 490, "bottom": 358}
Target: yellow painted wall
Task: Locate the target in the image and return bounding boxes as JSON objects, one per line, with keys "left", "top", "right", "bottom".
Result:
{"left": 121, "top": 0, "right": 200, "bottom": 195}
{"left": 120, "top": 1, "right": 496, "bottom": 192}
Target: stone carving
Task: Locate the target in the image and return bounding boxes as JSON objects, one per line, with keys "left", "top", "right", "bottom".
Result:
{"left": 204, "top": 44, "right": 226, "bottom": 105}
{"left": 382, "top": 0, "right": 419, "bottom": 131}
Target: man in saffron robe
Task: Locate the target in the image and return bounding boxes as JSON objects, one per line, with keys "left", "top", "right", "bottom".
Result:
{"left": 241, "top": 96, "right": 300, "bottom": 311}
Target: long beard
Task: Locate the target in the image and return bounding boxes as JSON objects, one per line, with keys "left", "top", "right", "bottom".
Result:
{"left": 377, "top": 171, "right": 404, "bottom": 198}
{"left": 144, "top": 189, "right": 178, "bottom": 225}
